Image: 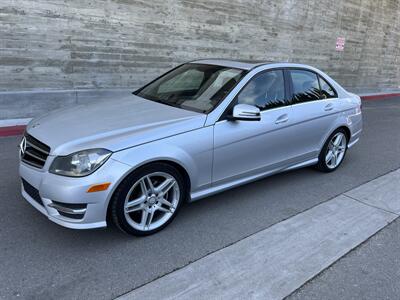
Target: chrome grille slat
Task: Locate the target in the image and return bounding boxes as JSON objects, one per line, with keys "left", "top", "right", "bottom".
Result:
{"left": 20, "top": 134, "right": 51, "bottom": 169}
{"left": 25, "top": 140, "right": 50, "bottom": 155}
{"left": 24, "top": 149, "right": 46, "bottom": 162}
{"left": 21, "top": 158, "right": 45, "bottom": 169}
{"left": 25, "top": 135, "right": 50, "bottom": 153}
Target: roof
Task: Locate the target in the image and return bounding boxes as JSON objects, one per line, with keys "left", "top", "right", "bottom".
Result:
{"left": 189, "top": 59, "right": 328, "bottom": 77}
{"left": 190, "top": 59, "right": 273, "bottom": 70}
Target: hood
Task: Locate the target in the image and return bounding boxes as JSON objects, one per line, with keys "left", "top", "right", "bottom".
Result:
{"left": 26, "top": 94, "right": 206, "bottom": 155}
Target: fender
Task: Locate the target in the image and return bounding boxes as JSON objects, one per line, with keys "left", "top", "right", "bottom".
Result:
{"left": 110, "top": 126, "right": 214, "bottom": 195}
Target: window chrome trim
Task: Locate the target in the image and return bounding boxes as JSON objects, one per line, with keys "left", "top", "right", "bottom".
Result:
{"left": 205, "top": 63, "right": 347, "bottom": 126}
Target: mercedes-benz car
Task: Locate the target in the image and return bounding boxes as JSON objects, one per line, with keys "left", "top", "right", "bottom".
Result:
{"left": 19, "top": 59, "right": 362, "bottom": 235}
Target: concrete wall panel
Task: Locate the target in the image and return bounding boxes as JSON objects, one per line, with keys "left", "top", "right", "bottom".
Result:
{"left": 0, "top": 0, "right": 399, "bottom": 94}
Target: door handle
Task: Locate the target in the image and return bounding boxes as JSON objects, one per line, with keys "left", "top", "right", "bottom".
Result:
{"left": 324, "top": 103, "right": 334, "bottom": 111}
{"left": 275, "top": 114, "right": 289, "bottom": 124}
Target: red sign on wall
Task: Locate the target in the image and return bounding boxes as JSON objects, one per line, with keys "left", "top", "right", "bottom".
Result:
{"left": 336, "top": 37, "right": 345, "bottom": 51}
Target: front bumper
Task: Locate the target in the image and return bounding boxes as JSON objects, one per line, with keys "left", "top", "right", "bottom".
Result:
{"left": 19, "top": 156, "right": 131, "bottom": 229}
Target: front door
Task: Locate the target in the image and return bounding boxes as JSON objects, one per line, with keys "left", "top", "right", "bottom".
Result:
{"left": 212, "top": 69, "right": 297, "bottom": 185}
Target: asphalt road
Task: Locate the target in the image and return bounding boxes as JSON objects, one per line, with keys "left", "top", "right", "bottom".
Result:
{"left": 289, "top": 217, "right": 400, "bottom": 300}
{"left": 0, "top": 98, "right": 399, "bottom": 299}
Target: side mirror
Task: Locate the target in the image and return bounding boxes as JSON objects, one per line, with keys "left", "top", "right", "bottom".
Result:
{"left": 228, "top": 104, "right": 261, "bottom": 121}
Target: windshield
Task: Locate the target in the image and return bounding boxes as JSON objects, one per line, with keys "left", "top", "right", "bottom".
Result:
{"left": 134, "top": 63, "right": 246, "bottom": 113}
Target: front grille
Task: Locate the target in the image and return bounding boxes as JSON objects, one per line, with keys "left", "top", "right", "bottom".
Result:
{"left": 21, "top": 178, "right": 43, "bottom": 206}
{"left": 20, "top": 134, "right": 51, "bottom": 169}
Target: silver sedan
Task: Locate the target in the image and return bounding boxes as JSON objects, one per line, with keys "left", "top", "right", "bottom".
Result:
{"left": 19, "top": 59, "right": 362, "bottom": 235}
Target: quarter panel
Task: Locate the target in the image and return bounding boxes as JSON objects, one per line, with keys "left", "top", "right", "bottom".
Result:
{"left": 290, "top": 99, "right": 341, "bottom": 156}
{"left": 319, "top": 97, "right": 362, "bottom": 149}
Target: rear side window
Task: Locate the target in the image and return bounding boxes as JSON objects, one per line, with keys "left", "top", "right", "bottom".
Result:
{"left": 319, "top": 76, "right": 337, "bottom": 99}
{"left": 237, "top": 70, "right": 288, "bottom": 111}
{"left": 290, "top": 70, "right": 320, "bottom": 103}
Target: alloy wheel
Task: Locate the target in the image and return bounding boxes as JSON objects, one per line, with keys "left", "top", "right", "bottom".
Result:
{"left": 123, "top": 172, "right": 180, "bottom": 231}
{"left": 325, "top": 132, "right": 347, "bottom": 169}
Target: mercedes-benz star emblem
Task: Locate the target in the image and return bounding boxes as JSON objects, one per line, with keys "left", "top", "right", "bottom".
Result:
{"left": 19, "top": 137, "right": 27, "bottom": 155}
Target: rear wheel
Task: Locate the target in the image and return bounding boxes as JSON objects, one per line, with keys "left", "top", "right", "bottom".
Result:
{"left": 316, "top": 129, "right": 348, "bottom": 172}
{"left": 111, "top": 163, "right": 185, "bottom": 236}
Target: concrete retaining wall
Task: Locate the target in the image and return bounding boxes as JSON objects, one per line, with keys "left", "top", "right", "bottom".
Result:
{"left": 1, "top": 0, "right": 399, "bottom": 119}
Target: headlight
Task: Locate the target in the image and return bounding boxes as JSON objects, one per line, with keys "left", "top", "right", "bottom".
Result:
{"left": 49, "top": 149, "right": 112, "bottom": 177}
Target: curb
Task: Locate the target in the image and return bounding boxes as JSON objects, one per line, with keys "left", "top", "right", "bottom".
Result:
{"left": 0, "top": 125, "right": 27, "bottom": 137}
{"left": 0, "top": 92, "right": 399, "bottom": 138}
{"left": 360, "top": 93, "right": 400, "bottom": 101}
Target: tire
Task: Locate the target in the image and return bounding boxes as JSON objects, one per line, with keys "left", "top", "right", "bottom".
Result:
{"left": 316, "top": 128, "right": 348, "bottom": 173}
{"left": 110, "top": 162, "right": 186, "bottom": 236}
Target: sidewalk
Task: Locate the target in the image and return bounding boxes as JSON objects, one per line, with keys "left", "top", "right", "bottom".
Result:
{"left": 118, "top": 169, "right": 400, "bottom": 300}
{"left": 289, "top": 217, "right": 400, "bottom": 300}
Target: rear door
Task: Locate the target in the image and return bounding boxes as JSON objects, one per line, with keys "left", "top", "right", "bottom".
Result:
{"left": 288, "top": 69, "right": 340, "bottom": 159}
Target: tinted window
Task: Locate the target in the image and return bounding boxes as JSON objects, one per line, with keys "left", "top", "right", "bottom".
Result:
{"left": 136, "top": 64, "right": 245, "bottom": 113}
{"left": 237, "top": 70, "right": 287, "bottom": 110}
{"left": 319, "top": 76, "right": 337, "bottom": 99}
{"left": 290, "top": 70, "right": 320, "bottom": 103}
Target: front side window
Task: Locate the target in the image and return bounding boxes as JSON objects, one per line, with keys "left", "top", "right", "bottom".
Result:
{"left": 135, "top": 64, "right": 246, "bottom": 113}
{"left": 236, "top": 70, "right": 287, "bottom": 110}
{"left": 290, "top": 70, "right": 320, "bottom": 103}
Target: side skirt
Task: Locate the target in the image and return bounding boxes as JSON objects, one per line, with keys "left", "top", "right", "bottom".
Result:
{"left": 189, "top": 158, "right": 318, "bottom": 202}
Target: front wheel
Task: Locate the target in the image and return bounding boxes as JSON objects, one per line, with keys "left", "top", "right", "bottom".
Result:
{"left": 316, "top": 129, "right": 348, "bottom": 172}
{"left": 110, "top": 163, "right": 185, "bottom": 236}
